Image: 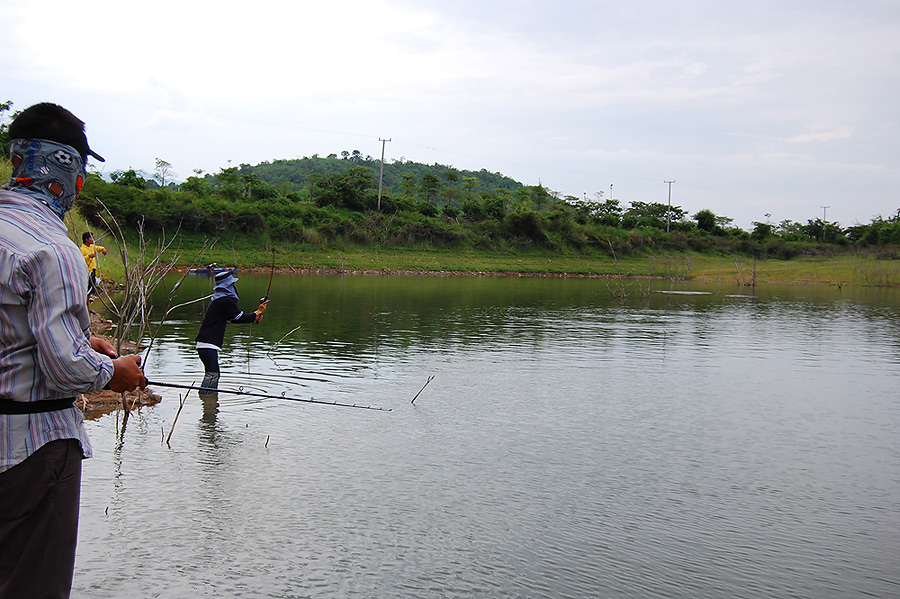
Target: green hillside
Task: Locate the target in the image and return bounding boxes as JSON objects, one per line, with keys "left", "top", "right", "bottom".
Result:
{"left": 235, "top": 153, "right": 523, "bottom": 203}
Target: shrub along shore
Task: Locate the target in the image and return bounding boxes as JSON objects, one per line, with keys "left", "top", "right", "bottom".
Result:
{"left": 3, "top": 143, "right": 899, "bottom": 289}
{"left": 56, "top": 184, "right": 899, "bottom": 288}
{"left": 88, "top": 230, "right": 900, "bottom": 288}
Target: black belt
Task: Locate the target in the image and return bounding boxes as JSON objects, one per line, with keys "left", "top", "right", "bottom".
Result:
{"left": 0, "top": 397, "right": 76, "bottom": 415}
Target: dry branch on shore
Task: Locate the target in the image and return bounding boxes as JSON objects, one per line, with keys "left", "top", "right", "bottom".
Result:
{"left": 80, "top": 311, "right": 161, "bottom": 419}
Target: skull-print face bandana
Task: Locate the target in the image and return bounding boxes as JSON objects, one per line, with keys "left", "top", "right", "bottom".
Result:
{"left": 5, "top": 138, "right": 86, "bottom": 220}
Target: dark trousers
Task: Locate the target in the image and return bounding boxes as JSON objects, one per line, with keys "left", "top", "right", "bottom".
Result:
{"left": 87, "top": 269, "right": 99, "bottom": 295}
{"left": 0, "top": 439, "right": 83, "bottom": 599}
{"left": 197, "top": 348, "right": 221, "bottom": 393}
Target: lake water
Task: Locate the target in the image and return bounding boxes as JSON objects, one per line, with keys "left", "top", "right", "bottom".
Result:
{"left": 73, "top": 274, "right": 900, "bottom": 598}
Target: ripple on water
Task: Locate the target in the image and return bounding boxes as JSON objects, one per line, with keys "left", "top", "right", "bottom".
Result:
{"left": 75, "top": 281, "right": 900, "bottom": 599}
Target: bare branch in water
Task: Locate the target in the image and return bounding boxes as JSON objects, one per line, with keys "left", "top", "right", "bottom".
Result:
{"left": 166, "top": 387, "right": 192, "bottom": 447}
{"left": 411, "top": 375, "right": 435, "bottom": 404}
{"left": 266, "top": 324, "right": 304, "bottom": 370}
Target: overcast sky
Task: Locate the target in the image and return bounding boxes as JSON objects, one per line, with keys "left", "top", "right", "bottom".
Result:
{"left": 4, "top": 0, "right": 898, "bottom": 229}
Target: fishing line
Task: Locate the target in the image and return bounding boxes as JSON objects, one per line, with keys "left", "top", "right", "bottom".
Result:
{"left": 149, "top": 371, "right": 327, "bottom": 394}
{"left": 247, "top": 246, "right": 276, "bottom": 376}
{"left": 145, "top": 380, "right": 391, "bottom": 411}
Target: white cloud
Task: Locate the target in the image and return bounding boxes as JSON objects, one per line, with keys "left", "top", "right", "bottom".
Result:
{"left": 782, "top": 127, "right": 854, "bottom": 144}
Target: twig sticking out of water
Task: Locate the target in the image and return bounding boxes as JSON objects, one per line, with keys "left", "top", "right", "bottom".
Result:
{"left": 411, "top": 375, "right": 435, "bottom": 404}
{"left": 166, "top": 386, "right": 192, "bottom": 447}
{"left": 265, "top": 435, "right": 270, "bottom": 448}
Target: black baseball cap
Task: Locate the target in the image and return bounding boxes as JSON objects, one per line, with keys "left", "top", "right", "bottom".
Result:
{"left": 8, "top": 102, "right": 105, "bottom": 163}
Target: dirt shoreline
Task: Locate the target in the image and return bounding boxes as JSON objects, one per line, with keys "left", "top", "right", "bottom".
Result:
{"left": 179, "top": 265, "right": 667, "bottom": 280}
{"left": 185, "top": 264, "right": 858, "bottom": 286}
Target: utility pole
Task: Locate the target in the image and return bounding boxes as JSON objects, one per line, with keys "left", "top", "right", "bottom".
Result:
{"left": 377, "top": 138, "right": 391, "bottom": 211}
{"left": 664, "top": 180, "right": 675, "bottom": 232}
{"left": 821, "top": 205, "right": 829, "bottom": 222}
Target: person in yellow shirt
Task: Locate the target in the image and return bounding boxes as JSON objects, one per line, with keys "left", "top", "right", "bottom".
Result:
{"left": 80, "top": 231, "right": 107, "bottom": 296}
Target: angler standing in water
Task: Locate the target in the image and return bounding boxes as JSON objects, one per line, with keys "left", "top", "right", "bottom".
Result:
{"left": 195, "top": 268, "right": 268, "bottom": 395}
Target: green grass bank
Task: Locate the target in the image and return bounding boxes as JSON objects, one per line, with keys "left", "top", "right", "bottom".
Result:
{"left": 73, "top": 220, "right": 900, "bottom": 288}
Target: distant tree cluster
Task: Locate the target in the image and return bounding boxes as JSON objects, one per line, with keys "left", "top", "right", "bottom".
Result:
{"left": 72, "top": 153, "right": 900, "bottom": 258}
{"left": 0, "top": 100, "right": 15, "bottom": 158}
{"left": 233, "top": 154, "right": 521, "bottom": 201}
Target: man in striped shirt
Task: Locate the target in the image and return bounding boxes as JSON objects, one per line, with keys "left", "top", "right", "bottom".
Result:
{"left": 0, "top": 103, "right": 147, "bottom": 598}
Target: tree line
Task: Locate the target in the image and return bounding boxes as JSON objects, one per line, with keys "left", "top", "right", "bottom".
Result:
{"left": 73, "top": 154, "right": 900, "bottom": 259}
{"left": 3, "top": 100, "right": 898, "bottom": 256}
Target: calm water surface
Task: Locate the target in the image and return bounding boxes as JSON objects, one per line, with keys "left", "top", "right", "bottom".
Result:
{"left": 73, "top": 275, "right": 900, "bottom": 598}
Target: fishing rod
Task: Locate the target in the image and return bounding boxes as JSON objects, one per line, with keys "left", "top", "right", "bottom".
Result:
{"left": 249, "top": 247, "right": 275, "bottom": 375}
{"left": 260, "top": 247, "right": 275, "bottom": 303}
{"left": 144, "top": 379, "right": 391, "bottom": 412}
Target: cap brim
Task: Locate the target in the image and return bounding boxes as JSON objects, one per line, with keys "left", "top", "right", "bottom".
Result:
{"left": 87, "top": 148, "right": 105, "bottom": 163}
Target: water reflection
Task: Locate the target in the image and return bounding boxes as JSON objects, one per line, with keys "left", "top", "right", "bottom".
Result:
{"left": 135, "top": 274, "right": 900, "bottom": 380}
{"left": 200, "top": 392, "right": 219, "bottom": 426}
{"left": 74, "top": 275, "right": 900, "bottom": 599}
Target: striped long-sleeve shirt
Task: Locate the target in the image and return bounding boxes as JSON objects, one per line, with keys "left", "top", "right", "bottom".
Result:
{"left": 0, "top": 189, "right": 114, "bottom": 473}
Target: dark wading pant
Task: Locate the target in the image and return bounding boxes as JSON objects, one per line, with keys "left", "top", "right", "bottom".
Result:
{"left": 0, "top": 439, "right": 83, "bottom": 599}
{"left": 197, "top": 348, "right": 221, "bottom": 394}
{"left": 87, "top": 269, "right": 99, "bottom": 295}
